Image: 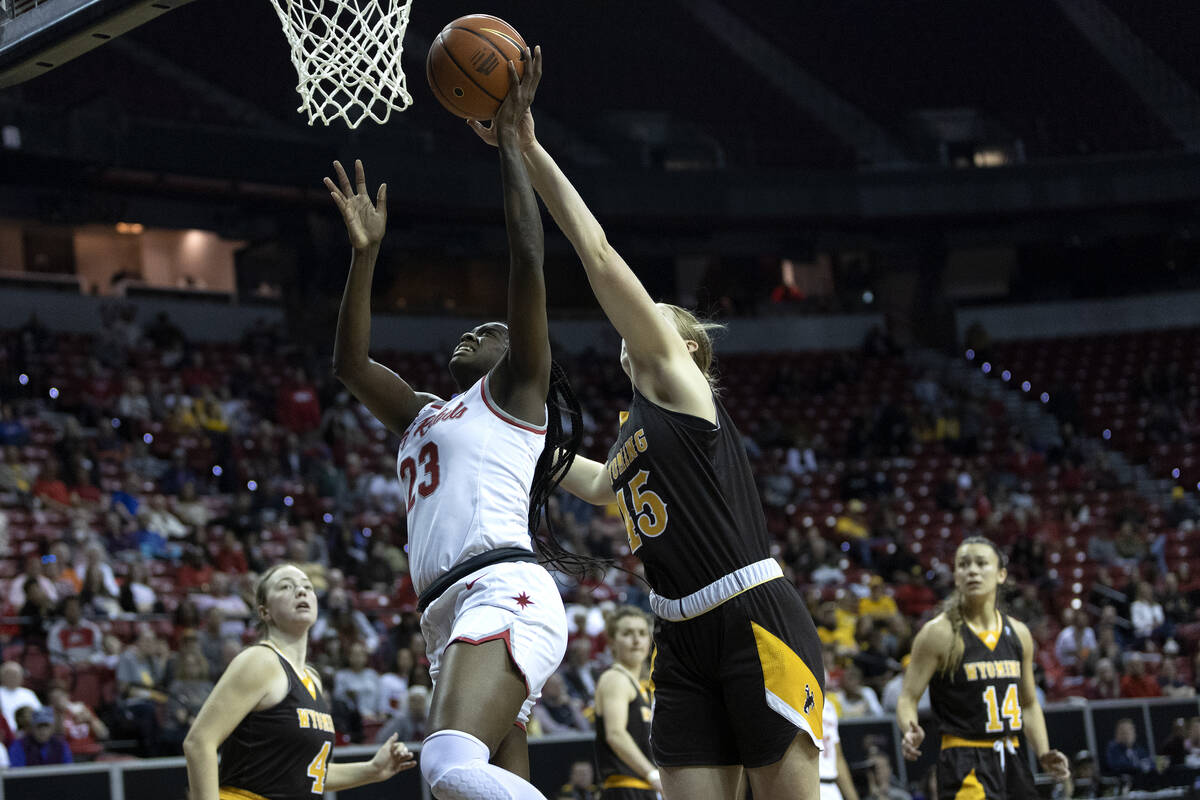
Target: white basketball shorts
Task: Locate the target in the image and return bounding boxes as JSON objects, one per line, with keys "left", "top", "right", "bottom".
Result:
{"left": 420, "top": 559, "right": 568, "bottom": 725}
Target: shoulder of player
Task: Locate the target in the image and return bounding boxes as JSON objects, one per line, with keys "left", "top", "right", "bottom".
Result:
{"left": 596, "top": 668, "right": 636, "bottom": 699}
{"left": 226, "top": 644, "right": 285, "bottom": 680}
{"left": 914, "top": 613, "right": 956, "bottom": 647}
{"left": 1006, "top": 617, "right": 1034, "bottom": 647}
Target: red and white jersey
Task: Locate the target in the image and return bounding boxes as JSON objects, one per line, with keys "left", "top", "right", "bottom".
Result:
{"left": 397, "top": 374, "right": 546, "bottom": 595}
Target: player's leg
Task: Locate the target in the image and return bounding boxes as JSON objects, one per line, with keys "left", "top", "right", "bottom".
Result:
{"left": 723, "top": 582, "right": 826, "bottom": 800}
{"left": 491, "top": 723, "right": 530, "bottom": 779}
{"left": 660, "top": 765, "right": 744, "bottom": 800}
{"left": 421, "top": 564, "right": 566, "bottom": 800}
{"left": 422, "top": 638, "right": 545, "bottom": 799}
{"left": 744, "top": 732, "right": 820, "bottom": 800}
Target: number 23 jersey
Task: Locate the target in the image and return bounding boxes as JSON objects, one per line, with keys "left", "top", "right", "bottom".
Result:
{"left": 397, "top": 374, "right": 546, "bottom": 596}
{"left": 929, "top": 615, "right": 1025, "bottom": 740}
{"left": 607, "top": 387, "right": 772, "bottom": 599}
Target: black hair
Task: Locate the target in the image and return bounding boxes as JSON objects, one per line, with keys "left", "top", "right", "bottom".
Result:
{"left": 527, "top": 360, "right": 609, "bottom": 579}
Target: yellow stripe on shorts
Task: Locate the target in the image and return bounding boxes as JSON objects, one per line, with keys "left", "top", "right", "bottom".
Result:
{"left": 219, "top": 788, "right": 271, "bottom": 800}
{"left": 953, "top": 768, "right": 986, "bottom": 800}
{"left": 751, "top": 621, "right": 823, "bottom": 740}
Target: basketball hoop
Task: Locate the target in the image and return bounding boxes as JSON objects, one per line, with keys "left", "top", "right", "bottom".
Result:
{"left": 266, "top": 0, "right": 415, "bottom": 129}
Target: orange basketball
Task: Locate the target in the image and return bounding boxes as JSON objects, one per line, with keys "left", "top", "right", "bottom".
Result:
{"left": 426, "top": 14, "right": 527, "bottom": 120}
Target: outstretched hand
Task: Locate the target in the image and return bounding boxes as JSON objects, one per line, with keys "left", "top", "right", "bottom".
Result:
{"left": 369, "top": 733, "right": 417, "bottom": 781}
{"left": 467, "top": 45, "right": 541, "bottom": 150}
{"left": 901, "top": 720, "right": 925, "bottom": 761}
{"left": 324, "top": 159, "right": 386, "bottom": 251}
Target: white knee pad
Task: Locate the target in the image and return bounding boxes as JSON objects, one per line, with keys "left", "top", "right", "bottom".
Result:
{"left": 420, "top": 729, "right": 515, "bottom": 800}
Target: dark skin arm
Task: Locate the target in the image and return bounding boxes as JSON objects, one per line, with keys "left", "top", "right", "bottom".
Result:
{"left": 326, "top": 159, "right": 441, "bottom": 434}
{"left": 484, "top": 48, "right": 550, "bottom": 425}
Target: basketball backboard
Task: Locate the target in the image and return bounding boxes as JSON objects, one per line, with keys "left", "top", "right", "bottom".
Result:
{"left": 0, "top": 0, "right": 197, "bottom": 88}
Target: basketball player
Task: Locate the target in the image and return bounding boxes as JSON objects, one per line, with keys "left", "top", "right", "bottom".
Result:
{"left": 820, "top": 699, "right": 859, "bottom": 800}
{"left": 329, "top": 48, "right": 582, "bottom": 800}
{"left": 593, "top": 606, "right": 660, "bottom": 799}
{"left": 469, "top": 65, "right": 825, "bottom": 800}
{"left": 896, "top": 537, "right": 1070, "bottom": 799}
{"left": 183, "top": 564, "right": 416, "bottom": 800}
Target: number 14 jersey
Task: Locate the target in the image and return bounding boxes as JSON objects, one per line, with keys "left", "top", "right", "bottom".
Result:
{"left": 607, "top": 388, "right": 772, "bottom": 599}
{"left": 397, "top": 374, "right": 546, "bottom": 596}
{"left": 930, "top": 614, "right": 1025, "bottom": 740}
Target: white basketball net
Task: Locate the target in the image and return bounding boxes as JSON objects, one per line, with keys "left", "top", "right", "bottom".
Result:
{"left": 267, "top": 0, "right": 415, "bottom": 129}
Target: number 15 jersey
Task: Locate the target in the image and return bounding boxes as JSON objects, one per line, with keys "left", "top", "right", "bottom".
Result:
{"left": 397, "top": 374, "right": 546, "bottom": 596}
{"left": 607, "top": 387, "right": 771, "bottom": 599}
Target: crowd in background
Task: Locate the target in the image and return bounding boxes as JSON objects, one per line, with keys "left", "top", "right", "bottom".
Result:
{"left": 0, "top": 305, "right": 1198, "bottom": 797}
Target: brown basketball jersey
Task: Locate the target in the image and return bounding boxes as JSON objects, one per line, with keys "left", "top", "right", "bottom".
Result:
{"left": 929, "top": 614, "right": 1025, "bottom": 740}
{"left": 218, "top": 645, "right": 336, "bottom": 800}
{"left": 607, "top": 388, "right": 772, "bottom": 598}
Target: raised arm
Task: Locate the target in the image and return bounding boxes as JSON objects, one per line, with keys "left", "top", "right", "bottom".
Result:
{"left": 486, "top": 48, "right": 551, "bottom": 426}
{"left": 522, "top": 142, "right": 711, "bottom": 418}
{"left": 327, "top": 159, "right": 440, "bottom": 434}
{"left": 468, "top": 69, "right": 712, "bottom": 420}
{"left": 557, "top": 453, "right": 616, "bottom": 505}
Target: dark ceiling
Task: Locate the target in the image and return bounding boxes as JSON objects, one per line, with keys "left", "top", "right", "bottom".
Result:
{"left": 3, "top": 0, "right": 1194, "bottom": 174}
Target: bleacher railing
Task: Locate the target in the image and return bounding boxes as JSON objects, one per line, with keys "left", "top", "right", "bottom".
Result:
{"left": 3, "top": 698, "right": 1198, "bottom": 800}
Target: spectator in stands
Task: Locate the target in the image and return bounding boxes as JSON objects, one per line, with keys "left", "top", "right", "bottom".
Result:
{"left": 0, "top": 663, "right": 42, "bottom": 732}
{"left": 0, "top": 404, "right": 30, "bottom": 446}
{"left": 48, "top": 686, "right": 108, "bottom": 760}
{"left": 835, "top": 664, "right": 883, "bottom": 719}
{"left": 276, "top": 368, "right": 321, "bottom": 434}
{"left": 1119, "top": 653, "right": 1161, "bottom": 699}
{"left": 212, "top": 529, "right": 248, "bottom": 574}
{"left": 47, "top": 595, "right": 104, "bottom": 666}
{"left": 1114, "top": 522, "right": 1147, "bottom": 570}
{"left": 893, "top": 566, "right": 937, "bottom": 619}
{"left": 80, "top": 563, "right": 122, "bottom": 618}
{"left": 1158, "top": 659, "right": 1194, "bottom": 698}
{"left": 556, "top": 759, "right": 600, "bottom": 800}
{"left": 1130, "top": 581, "right": 1166, "bottom": 643}
{"left": 559, "top": 638, "right": 599, "bottom": 705}
{"left": 7, "top": 554, "right": 56, "bottom": 609}
{"left": 18, "top": 576, "right": 56, "bottom": 647}
{"left": 32, "top": 460, "right": 71, "bottom": 510}
{"left": 1054, "top": 609, "right": 1096, "bottom": 670}
{"left": 0, "top": 444, "right": 32, "bottom": 499}
{"left": 864, "top": 751, "right": 911, "bottom": 800}
{"left": 375, "top": 684, "right": 429, "bottom": 743}
{"left": 119, "top": 561, "right": 159, "bottom": 614}
{"left": 115, "top": 628, "right": 167, "bottom": 754}
{"left": 8, "top": 706, "right": 72, "bottom": 766}
{"left": 177, "top": 547, "right": 214, "bottom": 592}
{"left": 334, "top": 641, "right": 383, "bottom": 726}
{"left": 532, "top": 674, "right": 591, "bottom": 735}
{"left": 162, "top": 650, "right": 214, "bottom": 754}
{"left": 78, "top": 544, "right": 120, "bottom": 597}
{"left": 1086, "top": 658, "right": 1123, "bottom": 700}
{"left": 1104, "top": 718, "right": 1154, "bottom": 779}
{"left": 377, "top": 649, "right": 414, "bottom": 721}
{"left": 859, "top": 575, "right": 900, "bottom": 623}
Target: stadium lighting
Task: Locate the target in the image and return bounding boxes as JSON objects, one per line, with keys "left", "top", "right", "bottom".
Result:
{"left": 1102, "top": 429, "right": 1112, "bottom": 440}
{"left": 1040, "top": 393, "right": 1050, "bottom": 403}
{"left": 212, "top": 466, "right": 223, "bottom": 477}
{"left": 247, "top": 480, "right": 258, "bottom": 491}
{"left": 1021, "top": 381, "right": 1031, "bottom": 392}
{"left": 48, "top": 387, "right": 59, "bottom": 399}
{"left": 981, "top": 362, "right": 992, "bottom": 374}
{"left": 17, "top": 374, "right": 27, "bottom": 385}
{"left": 143, "top": 433, "right": 154, "bottom": 444}
{"left": 1001, "top": 370, "right": 1011, "bottom": 382}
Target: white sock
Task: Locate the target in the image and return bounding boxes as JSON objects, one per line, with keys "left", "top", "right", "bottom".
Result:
{"left": 420, "top": 729, "right": 548, "bottom": 800}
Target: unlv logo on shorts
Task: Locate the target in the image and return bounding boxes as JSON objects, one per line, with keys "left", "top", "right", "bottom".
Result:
{"left": 804, "top": 685, "right": 815, "bottom": 715}
{"left": 471, "top": 49, "right": 500, "bottom": 75}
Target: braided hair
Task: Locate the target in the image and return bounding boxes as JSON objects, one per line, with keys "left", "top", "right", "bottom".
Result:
{"left": 527, "top": 360, "right": 609, "bottom": 579}
{"left": 940, "top": 536, "right": 1008, "bottom": 676}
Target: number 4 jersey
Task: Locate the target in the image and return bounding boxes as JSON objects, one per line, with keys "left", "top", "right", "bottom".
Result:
{"left": 929, "top": 614, "right": 1025, "bottom": 740}
{"left": 607, "top": 387, "right": 772, "bottom": 599}
{"left": 397, "top": 374, "right": 546, "bottom": 596}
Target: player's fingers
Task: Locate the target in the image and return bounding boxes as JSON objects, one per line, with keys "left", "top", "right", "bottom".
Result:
{"left": 528, "top": 45, "right": 542, "bottom": 93}
{"left": 355, "top": 159, "right": 367, "bottom": 194}
{"left": 333, "top": 160, "right": 353, "bottom": 196}
{"left": 376, "top": 183, "right": 387, "bottom": 213}
{"left": 507, "top": 59, "right": 519, "bottom": 90}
